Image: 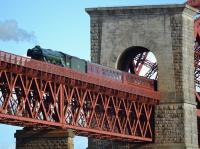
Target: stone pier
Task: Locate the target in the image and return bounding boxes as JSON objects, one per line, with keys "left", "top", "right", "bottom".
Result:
{"left": 15, "top": 128, "right": 74, "bottom": 149}
{"left": 86, "top": 4, "right": 199, "bottom": 149}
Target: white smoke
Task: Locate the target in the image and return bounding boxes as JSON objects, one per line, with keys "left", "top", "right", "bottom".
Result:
{"left": 0, "top": 20, "right": 36, "bottom": 42}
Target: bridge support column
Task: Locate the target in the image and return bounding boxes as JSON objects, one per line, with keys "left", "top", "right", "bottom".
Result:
{"left": 86, "top": 4, "right": 199, "bottom": 149}
{"left": 15, "top": 128, "right": 74, "bottom": 149}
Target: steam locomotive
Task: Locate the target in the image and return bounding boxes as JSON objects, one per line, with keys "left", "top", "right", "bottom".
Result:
{"left": 27, "top": 46, "right": 156, "bottom": 90}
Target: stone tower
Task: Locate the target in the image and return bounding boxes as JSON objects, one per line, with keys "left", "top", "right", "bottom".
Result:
{"left": 86, "top": 4, "right": 199, "bottom": 149}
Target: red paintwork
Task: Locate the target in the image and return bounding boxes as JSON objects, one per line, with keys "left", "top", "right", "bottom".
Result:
{"left": 189, "top": 0, "right": 200, "bottom": 146}
{"left": 123, "top": 72, "right": 155, "bottom": 90}
{"left": 132, "top": 52, "right": 158, "bottom": 80}
{"left": 187, "top": 0, "right": 200, "bottom": 9}
{"left": 132, "top": 52, "right": 148, "bottom": 75}
{"left": 87, "top": 62, "right": 122, "bottom": 81}
{"left": 87, "top": 62, "right": 155, "bottom": 90}
{"left": 192, "top": 0, "right": 200, "bottom": 96}
{"left": 195, "top": 17, "right": 200, "bottom": 39}
{"left": 0, "top": 50, "right": 160, "bottom": 142}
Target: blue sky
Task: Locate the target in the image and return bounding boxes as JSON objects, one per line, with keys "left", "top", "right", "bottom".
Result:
{"left": 0, "top": 0, "right": 186, "bottom": 149}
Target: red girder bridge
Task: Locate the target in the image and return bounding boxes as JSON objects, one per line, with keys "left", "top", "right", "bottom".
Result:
{"left": 1, "top": 0, "right": 200, "bottom": 146}
{"left": 0, "top": 51, "right": 160, "bottom": 142}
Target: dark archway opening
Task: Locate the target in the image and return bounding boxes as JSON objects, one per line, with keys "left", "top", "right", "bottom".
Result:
{"left": 117, "top": 46, "right": 157, "bottom": 80}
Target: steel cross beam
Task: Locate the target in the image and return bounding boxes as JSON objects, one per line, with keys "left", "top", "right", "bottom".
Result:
{"left": 0, "top": 50, "right": 160, "bottom": 142}
{"left": 132, "top": 51, "right": 158, "bottom": 80}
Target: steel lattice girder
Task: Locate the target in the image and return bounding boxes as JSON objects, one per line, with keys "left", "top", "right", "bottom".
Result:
{"left": 195, "top": 44, "right": 200, "bottom": 117}
{"left": 0, "top": 69, "right": 155, "bottom": 142}
{"left": 133, "top": 52, "right": 158, "bottom": 79}
{"left": 0, "top": 50, "right": 159, "bottom": 142}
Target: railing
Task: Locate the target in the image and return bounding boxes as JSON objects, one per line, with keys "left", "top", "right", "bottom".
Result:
{"left": 0, "top": 50, "right": 160, "bottom": 101}
{"left": 0, "top": 50, "right": 160, "bottom": 142}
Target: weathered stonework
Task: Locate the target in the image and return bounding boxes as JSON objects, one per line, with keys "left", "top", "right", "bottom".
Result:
{"left": 86, "top": 4, "right": 199, "bottom": 149}
{"left": 154, "top": 103, "right": 197, "bottom": 146}
{"left": 90, "top": 16, "right": 102, "bottom": 63}
{"left": 15, "top": 129, "right": 74, "bottom": 149}
{"left": 88, "top": 139, "right": 142, "bottom": 149}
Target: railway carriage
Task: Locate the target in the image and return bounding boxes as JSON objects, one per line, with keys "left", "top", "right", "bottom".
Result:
{"left": 27, "top": 45, "right": 156, "bottom": 91}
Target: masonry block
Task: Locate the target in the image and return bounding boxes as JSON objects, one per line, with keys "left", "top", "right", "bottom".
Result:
{"left": 15, "top": 128, "right": 74, "bottom": 149}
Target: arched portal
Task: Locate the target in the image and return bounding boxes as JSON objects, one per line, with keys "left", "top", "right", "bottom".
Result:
{"left": 87, "top": 4, "right": 198, "bottom": 149}
{"left": 117, "top": 46, "right": 157, "bottom": 80}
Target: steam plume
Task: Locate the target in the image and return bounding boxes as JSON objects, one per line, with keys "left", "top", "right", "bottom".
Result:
{"left": 0, "top": 20, "right": 36, "bottom": 42}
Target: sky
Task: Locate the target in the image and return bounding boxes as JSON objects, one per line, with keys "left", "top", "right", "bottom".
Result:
{"left": 0, "top": 0, "right": 186, "bottom": 149}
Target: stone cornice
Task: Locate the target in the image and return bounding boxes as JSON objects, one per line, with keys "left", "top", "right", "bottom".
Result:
{"left": 86, "top": 4, "right": 198, "bottom": 17}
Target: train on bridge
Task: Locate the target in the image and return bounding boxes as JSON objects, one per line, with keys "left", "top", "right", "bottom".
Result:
{"left": 0, "top": 1, "right": 199, "bottom": 147}
{"left": 27, "top": 45, "right": 157, "bottom": 91}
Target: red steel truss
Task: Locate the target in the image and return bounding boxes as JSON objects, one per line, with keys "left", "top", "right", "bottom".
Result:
{"left": 187, "top": 0, "right": 200, "bottom": 145}
{"left": 0, "top": 50, "right": 160, "bottom": 142}
{"left": 132, "top": 51, "right": 158, "bottom": 80}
